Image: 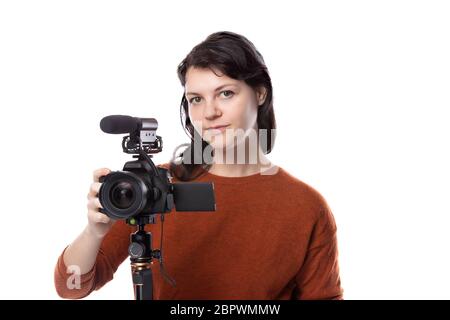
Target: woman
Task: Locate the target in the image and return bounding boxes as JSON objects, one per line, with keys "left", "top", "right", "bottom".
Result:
{"left": 54, "top": 31, "right": 343, "bottom": 300}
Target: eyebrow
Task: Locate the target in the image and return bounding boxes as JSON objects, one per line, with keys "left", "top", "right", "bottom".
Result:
{"left": 186, "top": 83, "right": 237, "bottom": 96}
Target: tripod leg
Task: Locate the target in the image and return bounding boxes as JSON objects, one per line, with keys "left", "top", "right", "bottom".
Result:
{"left": 132, "top": 264, "right": 153, "bottom": 300}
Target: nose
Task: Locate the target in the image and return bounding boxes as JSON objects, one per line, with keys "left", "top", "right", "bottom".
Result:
{"left": 204, "top": 99, "right": 222, "bottom": 121}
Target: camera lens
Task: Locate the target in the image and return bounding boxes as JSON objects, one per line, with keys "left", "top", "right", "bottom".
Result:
{"left": 110, "top": 181, "right": 135, "bottom": 209}
{"left": 98, "top": 171, "right": 149, "bottom": 220}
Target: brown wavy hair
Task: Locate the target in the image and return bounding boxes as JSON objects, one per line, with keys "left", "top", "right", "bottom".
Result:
{"left": 169, "top": 31, "right": 276, "bottom": 181}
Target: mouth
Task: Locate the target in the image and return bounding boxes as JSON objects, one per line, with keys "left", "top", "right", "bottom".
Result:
{"left": 205, "top": 124, "right": 230, "bottom": 135}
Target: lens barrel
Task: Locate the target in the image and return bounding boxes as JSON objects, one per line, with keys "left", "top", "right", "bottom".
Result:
{"left": 99, "top": 171, "right": 149, "bottom": 220}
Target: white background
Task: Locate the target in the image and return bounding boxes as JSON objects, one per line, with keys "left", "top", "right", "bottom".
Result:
{"left": 0, "top": 0, "right": 449, "bottom": 299}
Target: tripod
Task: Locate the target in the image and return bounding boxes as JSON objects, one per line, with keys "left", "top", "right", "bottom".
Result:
{"left": 128, "top": 215, "right": 161, "bottom": 300}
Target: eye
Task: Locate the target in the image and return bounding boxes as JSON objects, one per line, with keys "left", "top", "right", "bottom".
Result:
{"left": 220, "top": 90, "right": 234, "bottom": 98}
{"left": 189, "top": 97, "right": 202, "bottom": 104}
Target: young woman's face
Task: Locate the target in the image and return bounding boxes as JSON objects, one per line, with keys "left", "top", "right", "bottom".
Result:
{"left": 185, "top": 67, "right": 266, "bottom": 151}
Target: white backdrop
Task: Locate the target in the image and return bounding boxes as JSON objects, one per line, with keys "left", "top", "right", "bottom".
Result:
{"left": 0, "top": 0, "right": 449, "bottom": 300}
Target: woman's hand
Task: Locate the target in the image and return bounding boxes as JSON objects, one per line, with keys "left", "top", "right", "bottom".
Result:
{"left": 86, "top": 168, "right": 115, "bottom": 239}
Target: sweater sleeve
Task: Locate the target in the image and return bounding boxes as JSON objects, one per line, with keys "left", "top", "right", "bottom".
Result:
{"left": 54, "top": 219, "right": 132, "bottom": 299}
{"left": 293, "top": 202, "right": 344, "bottom": 300}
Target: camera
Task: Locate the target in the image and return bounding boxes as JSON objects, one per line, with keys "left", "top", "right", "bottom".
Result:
{"left": 98, "top": 115, "right": 215, "bottom": 225}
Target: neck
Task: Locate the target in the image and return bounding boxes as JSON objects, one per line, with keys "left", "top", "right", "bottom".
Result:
{"left": 208, "top": 147, "right": 273, "bottom": 177}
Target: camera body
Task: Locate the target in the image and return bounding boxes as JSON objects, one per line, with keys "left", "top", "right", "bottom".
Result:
{"left": 97, "top": 115, "right": 215, "bottom": 225}
{"left": 99, "top": 157, "right": 174, "bottom": 221}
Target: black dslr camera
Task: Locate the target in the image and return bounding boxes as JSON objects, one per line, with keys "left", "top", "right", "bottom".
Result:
{"left": 98, "top": 115, "right": 216, "bottom": 225}
{"left": 97, "top": 115, "right": 215, "bottom": 300}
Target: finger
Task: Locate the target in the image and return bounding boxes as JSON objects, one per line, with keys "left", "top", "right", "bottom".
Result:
{"left": 88, "top": 209, "right": 111, "bottom": 224}
{"left": 87, "top": 197, "right": 103, "bottom": 210}
{"left": 93, "top": 168, "right": 111, "bottom": 183}
{"left": 88, "top": 182, "right": 102, "bottom": 198}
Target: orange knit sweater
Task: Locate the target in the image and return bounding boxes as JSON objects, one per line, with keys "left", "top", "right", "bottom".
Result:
{"left": 54, "top": 165, "right": 343, "bottom": 299}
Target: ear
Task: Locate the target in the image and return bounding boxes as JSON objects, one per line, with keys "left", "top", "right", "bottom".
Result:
{"left": 256, "top": 87, "right": 267, "bottom": 106}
